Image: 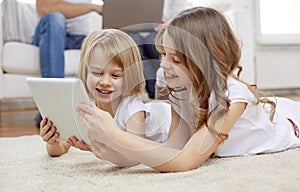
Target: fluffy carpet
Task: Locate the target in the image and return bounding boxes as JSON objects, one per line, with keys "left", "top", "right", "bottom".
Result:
{"left": 0, "top": 135, "right": 299, "bottom": 192}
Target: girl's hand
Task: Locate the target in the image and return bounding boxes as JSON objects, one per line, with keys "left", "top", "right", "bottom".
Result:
{"left": 77, "top": 102, "right": 121, "bottom": 145}
{"left": 39, "top": 118, "right": 59, "bottom": 145}
{"left": 90, "top": 139, "right": 139, "bottom": 167}
{"left": 77, "top": 103, "right": 139, "bottom": 166}
{"left": 67, "top": 136, "right": 91, "bottom": 151}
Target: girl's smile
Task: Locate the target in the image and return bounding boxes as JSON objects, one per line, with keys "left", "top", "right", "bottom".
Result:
{"left": 164, "top": 72, "right": 179, "bottom": 82}
{"left": 160, "top": 32, "right": 192, "bottom": 89}
{"left": 86, "top": 46, "right": 124, "bottom": 110}
{"left": 96, "top": 88, "right": 115, "bottom": 97}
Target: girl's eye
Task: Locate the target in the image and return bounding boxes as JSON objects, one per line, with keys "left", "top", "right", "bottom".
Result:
{"left": 173, "top": 56, "right": 181, "bottom": 64}
{"left": 92, "top": 72, "right": 100, "bottom": 76}
{"left": 112, "top": 74, "right": 123, "bottom": 78}
{"left": 173, "top": 59, "right": 181, "bottom": 64}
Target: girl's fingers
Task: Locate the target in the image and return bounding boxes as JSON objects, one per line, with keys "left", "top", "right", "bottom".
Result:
{"left": 67, "top": 137, "right": 75, "bottom": 146}
{"left": 40, "top": 119, "right": 52, "bottom": 137}
{"left": 43, "top": 126, "right": 57, "bottom": 142}
{"left": 40, "top": 117, "right": 47, "bottom": 128}
{"left": 67, "top": 136, "right": 90, "bottom": 151}
{"left": 48, "top": 132, "right": 59, "bottom": 144}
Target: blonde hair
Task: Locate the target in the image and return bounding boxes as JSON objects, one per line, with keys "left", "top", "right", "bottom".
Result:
{"left": 78, "top": 29, "right": 145, "bottom": 97}
{"left": 156, "top": 7, "right": 275, "bottom": 134}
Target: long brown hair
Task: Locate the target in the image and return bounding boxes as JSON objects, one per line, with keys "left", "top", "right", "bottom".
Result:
{"left": 157, "top": 7, "right": 275, "bottom": 132}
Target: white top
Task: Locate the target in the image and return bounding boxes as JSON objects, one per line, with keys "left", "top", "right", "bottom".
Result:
{"left": 168, "top": 76, "right": 300, "bottom": 156}
{"left": 214, "top": 76, "right": 300, "bottom": 156}
{"left": 64, "top": 0, "right": 102, "bottom": 35}
{"left": 28, "top": 0, "right": 102, "bottom": 39}
{"left": 114, "top": 95, "right": 171, "bottom": 143}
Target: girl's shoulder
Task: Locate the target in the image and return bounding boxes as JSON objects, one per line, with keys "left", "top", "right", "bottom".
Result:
{"left": 118, "top": 94, "right": 148, "bottom": 115}
{"left": 226, "top": 76, "right": 257, "bottom": 104}
{"left": 115, "top": 95, "right": 148, "bottom": 129}
{"left": 120, "top": 94, "right": 144, "bottom": 106}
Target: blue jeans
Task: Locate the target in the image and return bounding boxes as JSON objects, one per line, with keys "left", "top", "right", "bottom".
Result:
{"left": 31, "top": 12, "right": 86, "bottom": 78}
{"left": 127, "top": 31, "right": 160, "bottom": 98}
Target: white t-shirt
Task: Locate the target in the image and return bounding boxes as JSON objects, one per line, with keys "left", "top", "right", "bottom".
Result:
{"left": 64, "top": 0, "right": 102, "bottom": 35}
{"left": 214, "top": 76, "right": 300, "bottom": 156}
{"left": 168, "top": 76, "right": 300, "bottom": 156}
{"left": 114, "top": 95, "right": 171, "bottom": 143}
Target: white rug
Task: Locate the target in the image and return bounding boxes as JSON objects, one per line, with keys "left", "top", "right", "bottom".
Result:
{"left": 0, "top": 135, "right": 299, "bottom": 192}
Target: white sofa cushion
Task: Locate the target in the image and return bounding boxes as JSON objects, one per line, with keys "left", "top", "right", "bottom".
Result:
{"left": 2, "top": 42, "right": 80, "bottom": 76}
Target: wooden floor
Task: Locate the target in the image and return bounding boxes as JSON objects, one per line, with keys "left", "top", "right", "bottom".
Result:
{"left": 1, "top": 91, "right": 300, "bottom": 138}
{"left": 0, "top": 98, "right": 40, "bottom": 137}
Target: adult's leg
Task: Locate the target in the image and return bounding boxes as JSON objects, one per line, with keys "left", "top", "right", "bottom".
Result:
{"left": 144, "top": 31, "right": 160, "bottom": 59}
{"left": 32, "top": 12, "right": 66, "bottom": 78}
{"left": 65, "top": 34, "right": 86, "bottom": 50}
{"left": 143, "top": 31, "right": 161, "bottom": 99}
{"left": 126, "top": 32, "right": 146, "bottom": 57}
{"left": 64, "top": 34, "right": 86, "bottom": 78}
{"left": 31, "top": 12, "right": 67, "bottom": 127}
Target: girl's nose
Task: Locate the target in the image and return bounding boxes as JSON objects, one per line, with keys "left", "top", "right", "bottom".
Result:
{"left": 97, "top": 76, "right": 112, "bottom": 86}
{"left": 160, "top": 59, "right": 171, "bottom": 70}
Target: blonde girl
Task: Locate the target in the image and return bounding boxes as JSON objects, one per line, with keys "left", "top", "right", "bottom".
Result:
{"left": 77, "top": 7, "right": 300, "bottom": 172}
{"left": 40, "top": 30, "right": 171, "bottom": 165}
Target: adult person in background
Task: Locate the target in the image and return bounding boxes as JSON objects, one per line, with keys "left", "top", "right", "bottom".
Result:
{"left": 32, "top": 0, "right": 103, "bottom": 127}
{"left": 127, "top": 0, "right": 193, "bottom": 99}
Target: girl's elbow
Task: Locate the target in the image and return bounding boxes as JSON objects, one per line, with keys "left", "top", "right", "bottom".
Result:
{"left": 176, "top": 161, "right": 204, "bottom": 172}
{"left": 156, "top": 160, "right": 204, "bottom": 173}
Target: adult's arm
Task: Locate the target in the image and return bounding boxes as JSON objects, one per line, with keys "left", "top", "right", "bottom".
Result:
{"left": 36, "top": 0, "right": 103, "bottom": 18}
{"left": 78, "top": 102, "right": 246, "bottom": 172}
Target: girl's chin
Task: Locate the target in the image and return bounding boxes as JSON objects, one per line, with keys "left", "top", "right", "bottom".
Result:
{"left": 165, "top": 79, "right": 176, "bottom": 87}
{"left": 94, "top": 95, "right": 113, "bottom": 103}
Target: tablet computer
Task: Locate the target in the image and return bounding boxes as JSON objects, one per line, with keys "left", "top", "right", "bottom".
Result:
{"left": 26, "top": 77, "right": 91, "bottom": 145}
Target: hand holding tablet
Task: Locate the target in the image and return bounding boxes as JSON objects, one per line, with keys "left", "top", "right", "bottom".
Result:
{"left": 26, "top": 77, "right": 91, "bottom": 145}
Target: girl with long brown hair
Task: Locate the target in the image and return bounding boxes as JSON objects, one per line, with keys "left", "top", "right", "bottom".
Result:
{"left": 78, "top": 7, "right": 300, "bottom": 172}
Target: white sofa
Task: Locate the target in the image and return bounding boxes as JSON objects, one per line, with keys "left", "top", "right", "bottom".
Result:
{"left": 0, "top": 1, "right": 262, "bottom": 107}
{"left": 0, "top": 1, "right": 102, "bottom": 101}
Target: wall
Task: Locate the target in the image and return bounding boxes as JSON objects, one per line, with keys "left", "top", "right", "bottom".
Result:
{"left": 191, "top": 0, "right": 300, "bottom": 90}
{"left": 189, "top": 0, "right": 252, "bottom": 10}
{"left": 189, "top": 0, "right": 256, "bottom": 84}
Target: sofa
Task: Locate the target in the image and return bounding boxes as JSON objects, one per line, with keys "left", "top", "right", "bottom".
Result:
{"left": 0, "top": 0, "right": 102, "bottom": 101}
{"left": 1, "top": 0, "right": 260, "bottom": 110}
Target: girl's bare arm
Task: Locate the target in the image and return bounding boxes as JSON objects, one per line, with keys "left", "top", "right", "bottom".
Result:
{"left": 79, "top": 102, "right": 246, "bottom": 172}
